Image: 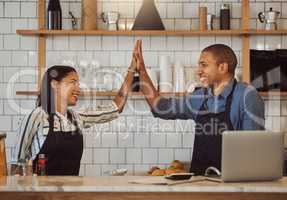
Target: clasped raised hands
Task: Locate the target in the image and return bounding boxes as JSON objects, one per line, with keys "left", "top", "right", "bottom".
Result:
{"left": 128, "top": 40, "right": 146, "bottom": 73}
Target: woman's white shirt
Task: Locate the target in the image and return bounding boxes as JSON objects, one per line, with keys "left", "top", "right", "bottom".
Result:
{"left": 13, "top": 102, "right": 119, "bottom": 163}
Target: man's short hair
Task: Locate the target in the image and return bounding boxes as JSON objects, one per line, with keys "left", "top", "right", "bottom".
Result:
{"left": 202, "top": 44, "right": 237, "bottom": 74}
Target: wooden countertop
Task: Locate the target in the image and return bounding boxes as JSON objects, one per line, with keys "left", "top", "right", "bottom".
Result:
{"left": 1, "top": 176, "right": 287, "bottom": 193}
{"left": 1, "top": 176, "right": 287, "bottom": 200}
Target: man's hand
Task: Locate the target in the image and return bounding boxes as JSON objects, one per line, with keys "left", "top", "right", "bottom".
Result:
{"left": 131, "top": 40, "right": 160, "bottom": 110}
{"left": 133, "top": 40, "right": 145, "bottom": 72}
{"left": 128, "top": 41, "right": 139, "bottom": 73}
{"left": 128, "top": 56, "right": 136, "bottom": 73}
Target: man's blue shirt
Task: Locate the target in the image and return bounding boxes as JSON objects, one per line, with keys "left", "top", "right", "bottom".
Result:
{"left": 152, "top": 79, "right": 265, "bottom": 130}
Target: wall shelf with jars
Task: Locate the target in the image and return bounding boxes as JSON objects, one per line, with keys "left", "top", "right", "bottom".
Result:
{"left": 16, "top": 29, "right": 248, "bottom": 36}
{"left": 15, "top": 0, "right": 287, "bottom": 97}
{"left": 16, "top": 29, "right": 287, "bottom": 36}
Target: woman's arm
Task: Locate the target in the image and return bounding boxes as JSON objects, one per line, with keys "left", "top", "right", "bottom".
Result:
{"left": 77, "top": 66, "right": 134, "bottom": 127}
{"left": 77, "top": 102, "right": 119, "bottom": 128}
{"left": 77, "top": 46, "right": 137, "bottom": 127}
{"left": 113, "top": 57, "right": 136, "bottom": 113}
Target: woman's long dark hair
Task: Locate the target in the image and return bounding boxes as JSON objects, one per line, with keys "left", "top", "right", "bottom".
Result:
{"left": 37, "top": 65, "right": 77, "bottom": 130}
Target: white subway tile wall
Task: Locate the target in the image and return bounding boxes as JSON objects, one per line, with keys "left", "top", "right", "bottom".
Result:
{"left": 5, "top": 2, "right": 20, "bottom": 18}
{"left": 0, "top": 0, "right": 287, "bottom": 176}
{"left": 0, "top": 51, "right": 11, "bottom": 66}
{"left": 0, "top": 35, "right": 3, "bottom": 49}
{"left": 110, "top": 148, "right": 126, "bottom": 164}
{"left": 158, "top": 149, "right": 174, "bottom": 164}
{"left": 93, "top": 148, "right": 109, "bottom": 164}
{"left": 143, "top": 148, "right": 158, "bottom": 164}
{"left": 0, "top": 2, "right": 3, "bottom": 18}
{"left": 53, "top": 36, "right": 69, "bottom": 50}
{"left": 4, "top": 35, "right": 20, "bottom": 50}
{"left": 156, "top": 3, "right": 167, "bottom": 19}
{"left": 0, "top": 19, "right": 11, "bottom": 34}
{"left": 20, "top": 2, "right": 37, "bottom": 18}
{"left": 126, "top": 148, "right": 142, "bottom": 164}
{"left": 11, "top": 52, "right": 28, "bottom": 67}
{"left": 69, "top": 36, "right": 86, "bottom": 50}
{"left": 134, "top": 133, "right": 149, "bottom": 147}
{"left": 20, "top": 37, "right": 38, "bottom": 50}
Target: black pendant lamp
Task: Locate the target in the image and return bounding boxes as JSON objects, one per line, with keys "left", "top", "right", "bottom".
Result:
{"left": 132, "top": 0, "right": 165, "bottom": 30}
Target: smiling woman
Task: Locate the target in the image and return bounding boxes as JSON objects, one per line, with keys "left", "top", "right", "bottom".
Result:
{"left": 13, "top": 63, "right": 136, "bottom": 176}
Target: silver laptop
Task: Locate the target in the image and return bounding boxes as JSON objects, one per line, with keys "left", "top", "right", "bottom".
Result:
{"left": 217, "top": 130, "right": 284, "bottom": 182}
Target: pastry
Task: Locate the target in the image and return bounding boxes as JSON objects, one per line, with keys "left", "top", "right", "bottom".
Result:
{"left": 170, "top": 160, "right": 184, "bottom": 170}
{"left": 165, "top": 169, "right": 178, "bottom": 175}
{"left": 148, "top": 166, "right": 160, "bottom": 175}
{"left": 151, "top": 169, "right": 166, "bottom": 176}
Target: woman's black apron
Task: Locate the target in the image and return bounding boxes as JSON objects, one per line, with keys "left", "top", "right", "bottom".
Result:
{"left": 33, "top": 111, "right": 83, "bottom": 175}
{"left": 190, "top": 80, "right": 237, "bottom": 175}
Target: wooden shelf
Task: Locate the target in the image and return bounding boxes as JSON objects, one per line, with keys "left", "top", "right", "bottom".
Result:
{"left": 17, "top": 29, "right": 287, "bottom": 36}
{"left": 18, "top": 90, "right": 287, "bottom": 97}
{"left": 16, "top": 29, "right": 247, "bottom": 36}
{"left": 16, "top": 91, "right": 39, "bottom": 96}
{"left": 259, "top": 91, "right": 287, "bottom": 97}
{"left": 16, "top": 91, "right": 187, "bottom": 97}
{"left": 248, "top": 29, "right": 287, "bottom": 35}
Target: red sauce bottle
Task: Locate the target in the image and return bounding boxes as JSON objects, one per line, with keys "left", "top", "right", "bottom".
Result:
{"left": 37, "top": 154, "right": 46, "bottom": 176}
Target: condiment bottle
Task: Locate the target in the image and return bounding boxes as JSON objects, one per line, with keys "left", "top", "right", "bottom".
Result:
{"left": 37, "top": 154, "right": 46, "bottom": 176}
{"left": 199, "top": 7, "right": 207, "bottom": 31}
{"left": 220, "top": 4, "right": 230, "bottom": 30}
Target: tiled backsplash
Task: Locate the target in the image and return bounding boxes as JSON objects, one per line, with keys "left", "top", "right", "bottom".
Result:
{"left": 0, "top": 0, "right": 287, "bottom": 176}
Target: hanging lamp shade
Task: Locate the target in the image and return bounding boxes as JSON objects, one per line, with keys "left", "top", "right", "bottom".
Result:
{"left": 132, "top": 0, "right": 165, "bottom": 30}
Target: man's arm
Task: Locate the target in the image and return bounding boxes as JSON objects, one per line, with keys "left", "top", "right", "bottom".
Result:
{"left": 138, "top": 63, "right": 161, "bottom": 109}
{"left": 241, "top": 86, "right": 265, "bottom": 130}
{"left": 135, "top": 40, "right": 196, "bottom": 120}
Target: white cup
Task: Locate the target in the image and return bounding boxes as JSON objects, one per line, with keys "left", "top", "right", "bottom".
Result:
{"left": 159, "top": 56, "right": 173, "bottom": 92}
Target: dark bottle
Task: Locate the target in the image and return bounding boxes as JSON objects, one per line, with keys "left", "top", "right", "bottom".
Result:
{"left": 37, "top": 154, "right": 46, "bottom": 176}
{"left": 47, "top": 0, "right": 62, "bottom": 30}
{"left": 220, "top": 4, "right": 230, "bottom": 30}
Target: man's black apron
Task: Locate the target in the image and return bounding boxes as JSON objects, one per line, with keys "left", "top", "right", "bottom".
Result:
{"left": 190, "top": 80, "right": 237, "bottom": 175}
{"left": 33, "top": 111, "right": 83, "bottom": 175}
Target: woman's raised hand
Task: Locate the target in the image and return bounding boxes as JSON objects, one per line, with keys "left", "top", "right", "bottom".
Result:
{"left": 133, "top": 40, "right": 145, "bottom": 72}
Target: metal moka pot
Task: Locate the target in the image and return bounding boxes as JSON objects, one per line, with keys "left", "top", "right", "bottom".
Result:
{"left": 258, "top": 7, "right": 280, "bottom": 30}
{"left": 101, "top": 12, "right": 120, "bottom": 30}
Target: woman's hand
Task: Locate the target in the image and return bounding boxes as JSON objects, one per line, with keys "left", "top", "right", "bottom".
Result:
{"left": 128, "top": 41, "right": 140, "bottom": 73}
{"left": 132, "top": 40, "right": 160, "bottom": 109}
{"left": 133, "top": 40, "right": 146, "bottom": 73}
{"left": 128, "top": 56, "right": 137, "bottom": 73}
{"left": 114, "top": 40, "right": 143, "bottom": 113}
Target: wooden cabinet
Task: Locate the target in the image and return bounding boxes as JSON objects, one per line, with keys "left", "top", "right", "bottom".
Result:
{"left": 16, "top": 0, "right": 287, "bottom": 97}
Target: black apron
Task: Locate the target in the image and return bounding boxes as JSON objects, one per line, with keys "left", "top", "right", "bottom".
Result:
{"left": 33, "top": 111, "right": 83, "bottom": 175}
{"left": 190, "top": 80, "right": 237, "bottom": 175}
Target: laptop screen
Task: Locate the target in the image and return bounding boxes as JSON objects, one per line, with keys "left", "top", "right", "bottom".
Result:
{"left": 221, "top": 131, "right": 284, "bottom": 182}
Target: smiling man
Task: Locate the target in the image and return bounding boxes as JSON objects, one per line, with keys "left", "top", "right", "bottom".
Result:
{"left": 133, "top": 40, "right": 265, "bottom": 175}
